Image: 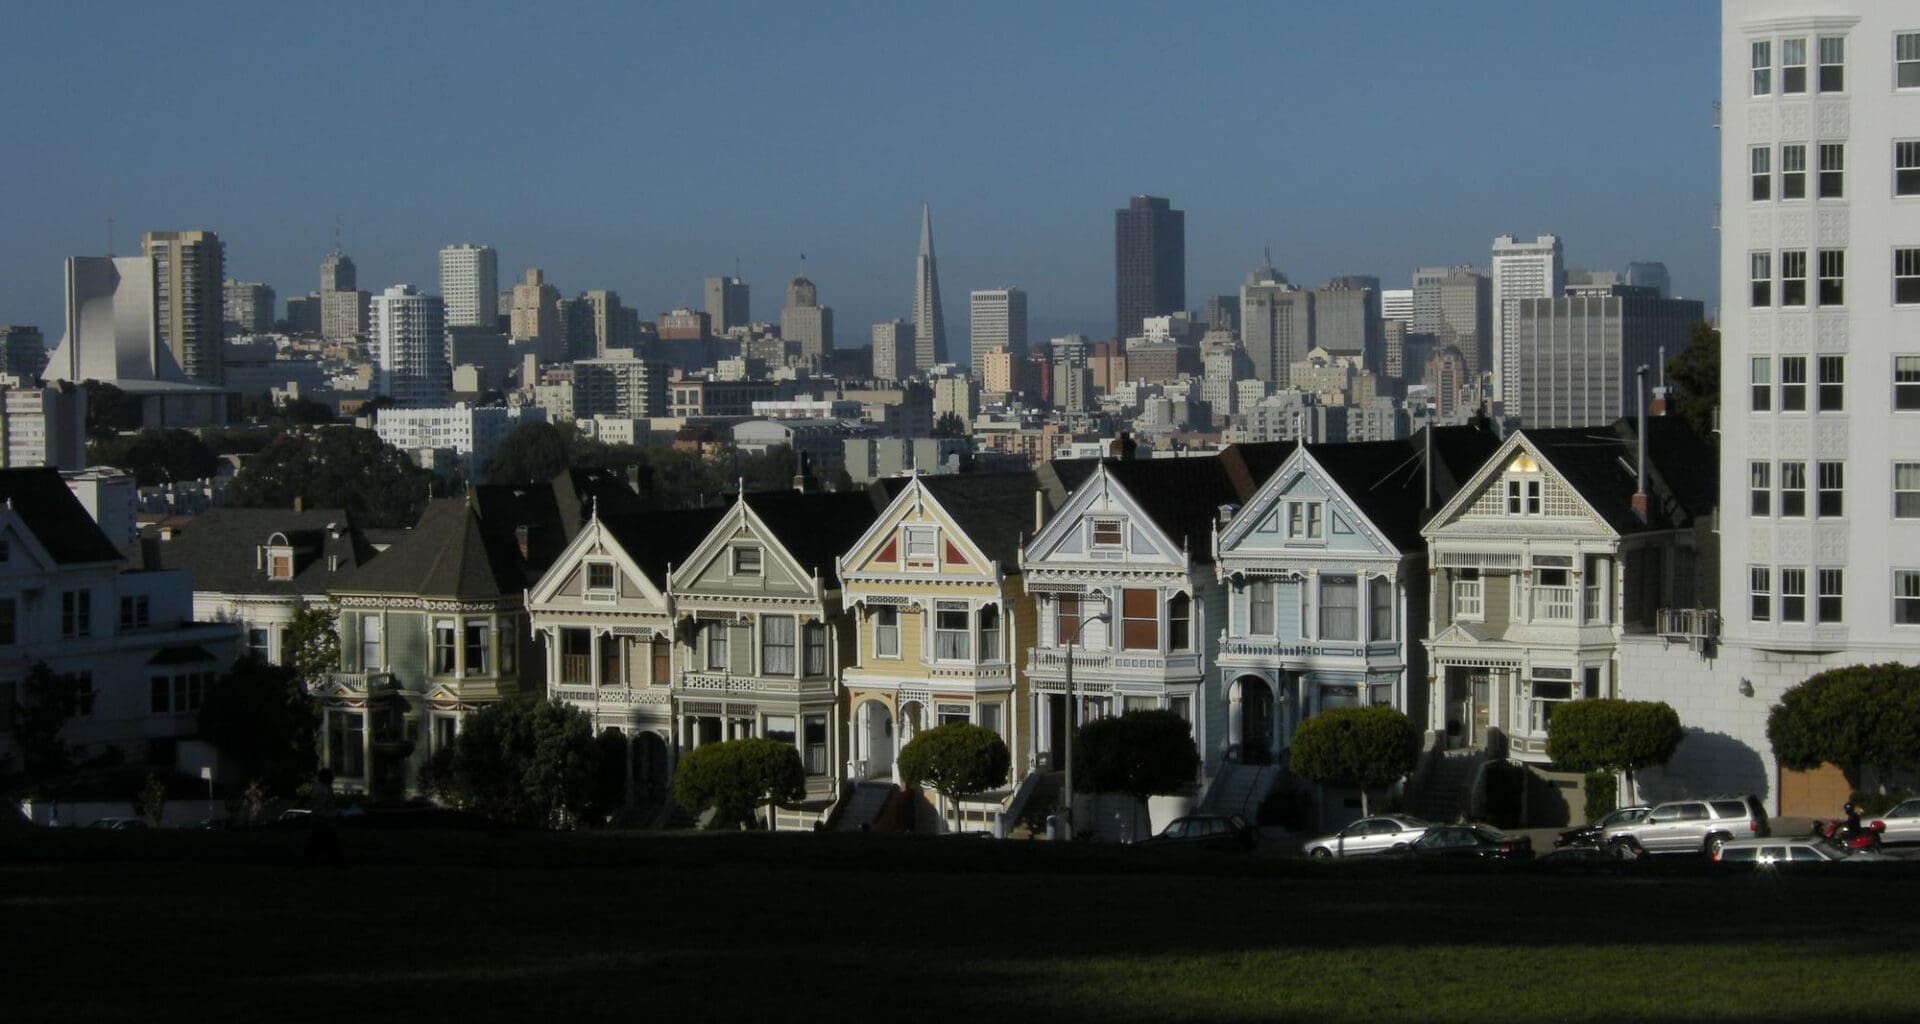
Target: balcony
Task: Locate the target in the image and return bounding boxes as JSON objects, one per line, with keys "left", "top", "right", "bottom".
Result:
{"left": 1027, "top": 647, "right": 1202, "bottom": 684}
{"left": 1657, "top": 608, "right": 1720, "bottom": 654}
{"left": 676, "top": 672, "right": 809, "bottom": 696}
{"left": 1530, "top": 586, "right": 1576, "bottom": 624}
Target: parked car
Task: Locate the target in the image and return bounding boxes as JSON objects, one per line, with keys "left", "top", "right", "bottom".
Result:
{"left": 1303, "top": 815, "right": 1434, "bottom": 858}
{"left": 1403, "top": 824, "right": 1534, "bottom": 860}
{"left": 1555, "top": 805, "right": 1651, "bottom": 848}
{"left": 1870, "top": 798, "right": 1920, "bottom": 845}
{"left": 1712, "top": 836, "right": 1889, "bottom": 865}
{"left": 1136, "top": 814, "right": 1257, "bottom": 852}
{"left": 1603, "top": 795, "right": 1769, "bottom": 858}
{"left": 86, "top": 817, "right": 149, "bottom": 831}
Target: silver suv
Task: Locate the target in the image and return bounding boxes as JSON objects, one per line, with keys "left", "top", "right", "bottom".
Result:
{"left": 1602, "top": 795, "right": 1769, "bottom": 857}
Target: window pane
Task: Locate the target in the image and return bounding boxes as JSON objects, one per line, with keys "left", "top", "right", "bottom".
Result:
{"left": 1898, "top": 141, "right": 1920, "bottom": 197}
{"left": 1818, "top": 144, "right": 1844, "bottom": 198}
{"left": 1895, "top": 571, "right": 1920, "bottom": 625}
{"left": 1899, "top": 357, "right": 1920, "bottom": 410}
{"left": 1319, "top": 577, "right": 1358, "bottom": 641}
{"left": 1121, "top": 588, "right": 1158, "bottom": 650}
{"left": 1818, "top": 355, "right": 1844, "bottom": 411}
{"left": 1897, "top": 464, "right": 1920, "bottom": 518}
{"left": 1898, "top": 250, "right": 1920, "bottom": 305}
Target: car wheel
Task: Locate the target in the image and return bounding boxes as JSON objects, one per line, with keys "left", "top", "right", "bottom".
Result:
{"left": 1309, "top": 847, "right": 1332, "bottom": 859}
{"left": 1704, "top": 833, "right": 1729, "bottom": 858}
{"left": 1608, "top": 837, "right": 1643, "bottom": 861}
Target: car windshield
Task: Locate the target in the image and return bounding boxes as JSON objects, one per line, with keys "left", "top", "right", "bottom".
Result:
{"left": 1890, "top": 800, "right": 1920, "bottom": 818}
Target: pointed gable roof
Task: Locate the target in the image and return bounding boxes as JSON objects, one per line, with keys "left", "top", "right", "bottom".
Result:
{"left": 1522, "top": 417, "right": 1715, "bottom": 534}
{"left": 1304, "top": 425, "right": 1503, "bottom": 550}
{"left": 737, "top": 489, "right": 890, "bottom": 586}
{"left": 328, "top": 498, "right": 527, "bottom": 600}
{"left": 598, "top": 506, "right": 730, "bottom": 590}
{"left": 876, "top": 472, "right": 1042, "bottom": 569}
{"left": 0, "top": 468, "right": 125, "bottom": 565}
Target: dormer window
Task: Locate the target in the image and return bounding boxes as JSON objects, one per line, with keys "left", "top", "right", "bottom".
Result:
{"left": 266, "top": 547, "right": 294, "bottom": 581}
{"left": 903, "top": 526, "right": 937, "bottom": 570}
{"left": 1091, "top": 518, "right": 1124, "bottom": 548}
{"left": 732, "top": 546, "right": 762, "bottom": 577}
{"left": 586, "top": 562, "right": 616, "bottom": 593}
{"left": 1504, "top": 454, "right": 1543, "bottom": 515}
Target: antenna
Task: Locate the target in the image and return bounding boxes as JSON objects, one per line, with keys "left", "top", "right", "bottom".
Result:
{"left": 333, "top": 218, "right": 342, "bottom": 252}
{"left": 106, "top": 213, "right": 115, "bottom": 256}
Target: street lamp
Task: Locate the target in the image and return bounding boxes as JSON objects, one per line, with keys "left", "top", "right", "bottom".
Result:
{"left": 1059, "top": 609, "right": 1111, "bottom": 841}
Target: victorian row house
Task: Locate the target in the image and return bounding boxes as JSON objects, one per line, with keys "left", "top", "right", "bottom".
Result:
{"left": 1421, "top": 418, "right": 1715, "bottom": 776}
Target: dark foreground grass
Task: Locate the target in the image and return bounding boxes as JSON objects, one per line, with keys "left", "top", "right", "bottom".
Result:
{"left": 4, "top": 827, "right": 1916, "bottom": 1023}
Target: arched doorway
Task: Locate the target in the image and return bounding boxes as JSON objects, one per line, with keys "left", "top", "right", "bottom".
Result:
{"left": 1232, "top": 676, "right": 1275, "bottom": 765}
{"left": 636, "top": 732, "right": 669, "bottom": 802}
{"left": 854, "top": 700, "right": 896, "bottom": 781}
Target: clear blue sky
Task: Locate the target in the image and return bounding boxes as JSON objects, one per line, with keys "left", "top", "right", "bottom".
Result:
{"left": 2, "top": 0, "right": 1721, "bottom": 344}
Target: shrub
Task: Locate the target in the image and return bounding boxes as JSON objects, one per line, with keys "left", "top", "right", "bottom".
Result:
{"left": 1545, "top": 699, "right": 1684, "bottom": 800}
{"left": 899, "top": 724, "right": 1011, "bottom": 833}
{"left": 673, "top": 739, "right": 806, "bottom": 829}
{"left": 1288, "top": 706, "right": 1421, "bottom": 815}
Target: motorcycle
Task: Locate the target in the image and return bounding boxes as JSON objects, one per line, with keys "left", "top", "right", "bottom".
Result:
{"left": 1811, "top": 818, "right": 1885, "bottom": 852}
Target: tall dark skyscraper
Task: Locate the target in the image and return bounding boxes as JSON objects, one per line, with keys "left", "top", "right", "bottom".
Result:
{"left": 1114, "top": 195, "right": 1184, "bottom": 343}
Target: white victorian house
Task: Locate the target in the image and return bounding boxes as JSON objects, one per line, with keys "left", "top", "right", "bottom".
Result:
{"left": 1212, "top": 427, "right": 1498, "bottom": 767}
{"left": 1421, "top": 418, "right": 1715, "bottom": 766}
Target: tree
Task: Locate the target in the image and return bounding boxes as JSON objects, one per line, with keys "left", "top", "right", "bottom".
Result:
{"left": 1288, "top": 706, "right": 1421, "bottom": 816}
{"left": 82, "top": 381, "right": 144, "bottom": 441}
{"left": 1768, "top": 663, "right": 1920, "bottom": 791}
{"left": 436, "top": 696, "right": 600, "bottom": 827}
{"left": 1544, "top": 699, "right": 1685, "bottom": 802}
{"left": 1074, "top": 710, "right": 1200, "bottom": 840}
{"left": 486, "top": 421, "right": 572, "bottom": 484}
{"left": 931, "top": 412, "right": 967, "bottom": 439}
{"left": 282, "top": 605, "right": 341, "bottom": 694}
{"left": 9, "top": 663, "right": 85, "bottom": 776}
{"left": 898, "top": 723, "right": 1011, "bottom": 834}
{"left": 195, "top": 657, "right": 320, "bottom": 795}
{"left": 226, "top": 426, "right": 432, "bottom": 528}
{"left": 86, "top": 429, "right": 221, "bottom": 486}
{"left": 1665, "top": 321, "right": 1719, "bottom": 444}
{"left": 672, "top": 738, "right": 807, "bottom": 829}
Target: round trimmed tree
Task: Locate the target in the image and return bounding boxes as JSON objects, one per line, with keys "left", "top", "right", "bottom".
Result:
{"left": 1545, "top": 698, "right": 1685, "bottom": 805}
{"left": 898, "top": 723, "right": 1010, "bottom": 834}
{"left": 1768, "top": 663, "right": 1920, "bottom": 791}
{"left": 1074, "top": 710, "right": 1200, "bottom": 840}
{"left": 1288, "top": 706, "right": 1421, "bottom": 816}
{"left": 672, "top": 738, "right": 807, "bottom": 830}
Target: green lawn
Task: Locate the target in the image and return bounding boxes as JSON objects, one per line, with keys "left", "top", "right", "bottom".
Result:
{"left": 4, "top": 827, "right": 1915, "bottom": 1022}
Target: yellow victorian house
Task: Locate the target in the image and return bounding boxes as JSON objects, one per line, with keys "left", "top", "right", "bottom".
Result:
{"left": 835, "top": 473, "right": 1051, "bottom": 832}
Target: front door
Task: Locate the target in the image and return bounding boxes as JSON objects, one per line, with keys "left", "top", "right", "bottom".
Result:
{"left": 1047, "top": 694, "right": 1067, "bottom": 770}
{"left": 1240, "top": 679, "right": 1273, "bottom": 765}
{"left": 1468, "top": 674, "right": 1490, "bottom": 747}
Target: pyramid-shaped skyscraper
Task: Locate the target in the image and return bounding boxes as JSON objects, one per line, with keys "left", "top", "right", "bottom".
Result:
{"left": 911, "top": 204, "right": 946, "bottom": 371}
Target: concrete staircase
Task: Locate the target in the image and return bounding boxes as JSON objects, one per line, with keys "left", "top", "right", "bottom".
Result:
{"left": 1201, "top": 762, "right": 1281, "bottom": 820}
{"left": 833, "top": 782, "right": 896, "bottom": 831}
{"left": 1410, "top": 749, "right": 1482, "bottom": 823}
{"left": 1006, "top": 771, "right": 1064, "bottom": 838}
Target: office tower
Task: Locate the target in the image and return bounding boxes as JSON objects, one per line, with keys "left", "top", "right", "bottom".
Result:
{"left": 368, "top": 284, "right": 449, "bottom": 407}
{"left": 1382, "top": 320, "right": 1409, "bottom": 383}
{"left": 912, "top": 204, "right": 947, "bottom": 368}
{"left": 779, "top": 276, "right": 834, "bottom": 364}
{"left": 572, "top": 355, "right": 668, "bottom": 418}
{"left": 319, "top": 249, "right": 367, "bottom": 342}
{"left": 438, "top": 243, "right": 499, "bottom": 328}
{"left": 1114, "top": 195, "right": 1185, "bottom": 342}
{"left": 1626, "top": 261, "right": 1672, "bottom": 298}
{"left": 510, "top": 268, "right": 562, "bottom": 358}
{"left": 1381, "top": 288, "right": 1413, "bottom": 325}
{"left": 0, "top": 325, "right": 49, "bottom": 382}
{"left": 285, "top": 295, "right": 321, "bottom": 335}
{"left": 1411, "top": 264, "right": 1475, "bottom": 338}
{"left": 1200, "top": 294, "right": 1241, "bottom": 335}
{"left": 1435, "top": 270, "right": 1493, "bottom": 380}
{"left": 578, "top": 290, "right": 638, "bottom": 356}
{"left": 871, "top": 319, "right": 914, "bottom": 381}
{"left": 1491, "top": 233, "right": 1565, "bottom": 404}
{"left": 1718, "top": 0, "right": 1919, "bottom": 662}
{"left": 968, "top": 287, "right": 1027, "bottom": 376}
{"left": 223, "top": 280, "right": 276, "bottom": 336}
{"left": 1421, "top": 345, "right": 1469, "bottom": 419}
{"left": 1240, "top": 262, "right": 1312, "bottom": 385}
{"left": 1050, "top": 334, "right": 1089, "bottom": 370}
{"left": 1510, "top": 286, "right": 1704, "bottom": 428}
{"left": 704, "top": 275, "right": 749, "bottom": 334}
{"left": 1314, "top": 277, "right": 1383, "bottom": 369}
{"left": 142, "top": 230, "right": 225, "bottom": 384}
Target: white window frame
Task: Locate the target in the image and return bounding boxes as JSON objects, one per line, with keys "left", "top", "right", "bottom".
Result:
{"left": 1816, "top": 568, "right": 1843, "bottom": 624}
{"left": 1895, "top": 463, "right": 1920, "bottom": 518}
{"left": 933, "top": 601, "right": 971, "bottom": 662}
{"left": 1818, "top": 144, "right": 1844, "bottom": 199}
{"left": 1751, "top": 147, "right": 1772, "bottom": 202}
{"left": 1782, "top": 37, "right": 1807, "bottom": 94}
{"left": 1897, "top": 248, "right": 1920, "bottom": 305}
{"left": 1817, "top": 35, "right": 1844, "bottom": 92}
{"left": 1751, "top": 252, "right": 1773, "bottom": 307}
{"left": 1897, "top": 141, "right": 1920, "bottom": 197}
{"left": 902, "top": 525, "right": 938, "bottom": 570}
{"left": 1089, "top": 517, "right": 1124, "bottom": 550}
{"left": 1818, "top": 355, "right": 1844, "bottom": 411}
{"left": 731, "top": 545, "right": 763, "bottom": 578}
{"left": 1752, "top": 39, "right": 1773, "bottom": 95}
{"left": 873, "top": 606, "right": 900, "bottom": 658}
{"left": 1895, "top": 569, "right": 1920, "bottom": 626}
{"left": 1781, "top": 249, "right": 1808, "bottom": 306}
{"left": 1898, "top": 32, "right": 1920, "bottom": 89}
{"left": 1751, "top": 566, "right": 1772, "bottom": 623}
{"left": 1781, "top": 568, "right": 1808, "bottom": 623}
{"left": 1817, "top": 461, "right": 1844, "bottom": 518}
{"left": 1782, "top": 145, "right": 1807, "bottom": 200}
{"left": 585, "top": 561, "right": 616, "bottom": 595}
{"left": 1817, "top": 249, "right": 1844, "bottom": 306}
{"left": 1285, "top": 501, "right": 1323, "bottom": 540}
{"left": 1780, "top": 356, "right": 1808, "bottom": 412}
{"left": 1751, "top": 356, "right": 1772, "bottom": 411}
{"left": 1898, "top": 356, "right": 1920, "bottom": 411}
{"left": 1750, "top": 461, "right": 1772, "bottom": 516}
{"left": 1780, "top": 461, "right": 1809, "bottom": 518}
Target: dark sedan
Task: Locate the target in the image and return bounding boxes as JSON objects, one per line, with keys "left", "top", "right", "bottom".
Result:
{"left": 1136, "top": 814, "right": 1257, "bottom": 852}
{"left": 1404, "top": 825, "right": 1534, "bottom": 860}
{"left": 1555, "top": 805, "right": 1651, "bottom": 848}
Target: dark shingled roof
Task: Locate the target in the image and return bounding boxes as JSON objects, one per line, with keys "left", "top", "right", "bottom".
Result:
{"left": 1521, "top": 417, "right": 1716, "bottom": 534}
{"left": 1307, "top": 425, "right": 1503, "bottom": 550}
{"left": 0, "top": 468, "right": 126, "bottom": 565}
{"left": 600, "top": 506, "right": 731, "bottom": 589}
{"left": 878, "top": 472, "right": 1048, "bottom": 570}
{"left": 1040, "top": 445, "right": 1303, "bottom": 565}
{"left": 739, "top": 489, "right": 891, "bottom": 586}
{"left": 143, "top": 508, "right": 375, "bottom": 596}
{"left": 327, "top": 498, "right": 529, "bottom": 600}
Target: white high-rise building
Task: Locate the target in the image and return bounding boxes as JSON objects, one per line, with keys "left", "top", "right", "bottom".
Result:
{"left": 1490, "top": 233, "right": 1564, "bottom": 405}
{"left": 368, "top": 284, "right": 449, "bottom": 407}
{"left": 968, "top": 287, "right": 1027, "bottom": 377}
{"left": 1380, "top": 288, "right": 1413, "bottom": 325}
{"left": 439, "top": 244, "right": 499, "bottom": 328}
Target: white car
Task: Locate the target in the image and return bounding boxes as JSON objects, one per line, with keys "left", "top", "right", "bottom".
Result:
{"left": 1712, "top": 836, "right": 1887, "bottom": 864}
{"left": 1871, "top": 798, "right": 1920, "bottom": 845}
{"left": 1303, "top": 815, "right": 1434, "bottom": 858}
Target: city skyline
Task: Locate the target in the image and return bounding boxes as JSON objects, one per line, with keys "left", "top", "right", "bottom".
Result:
{"left": 2, "top": 2, "right": 1719, "bottom": 344}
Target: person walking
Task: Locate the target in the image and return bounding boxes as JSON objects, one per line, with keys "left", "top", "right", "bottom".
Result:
{"left": 304, "top": 768, "right": 344, "bottom": 866}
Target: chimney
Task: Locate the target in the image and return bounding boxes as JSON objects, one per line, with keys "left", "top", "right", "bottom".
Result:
{"left": 1649, "top": 345, "right": 1671, "bottom": 416}
{"left": 514, "top": 524, "right": 530, "bottom": 559}
{"left": 1631, "top": 365, "right": 1650, "bottom": 523}
{"left": 293, "top": 496, "right": 304, "bottom": 512}
{"left": 1034, "top": 489, "right": 1045, "bottom": 533}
